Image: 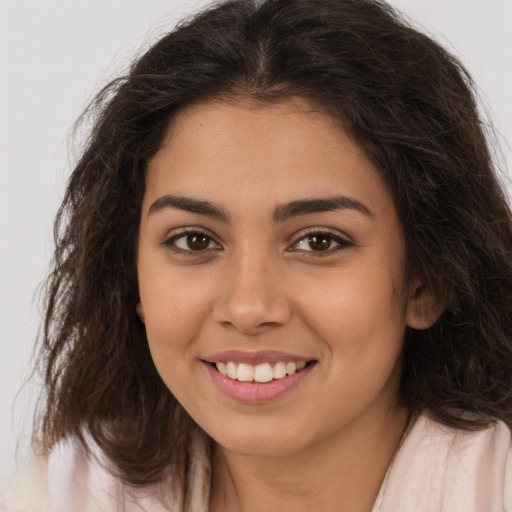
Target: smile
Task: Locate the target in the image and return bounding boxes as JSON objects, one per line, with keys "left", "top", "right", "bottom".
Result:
{"left": 215, "top": 361, "right": 307, "bottom": 383}
{"left": 204, "top": 356, "right": 316, "bottom": 404}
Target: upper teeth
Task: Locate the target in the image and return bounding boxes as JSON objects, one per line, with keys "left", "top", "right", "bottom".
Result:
{"left": 215, "top": 361, "right": 307, "bottom": 382}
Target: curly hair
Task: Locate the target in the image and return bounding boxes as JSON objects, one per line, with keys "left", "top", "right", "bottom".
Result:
{"left": 35, "top": 0, "right": 512, "bottom": 488}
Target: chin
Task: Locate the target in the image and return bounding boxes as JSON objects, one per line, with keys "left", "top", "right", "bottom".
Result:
{"left": 209, "top": 421, "right": 313, "bottom": 459}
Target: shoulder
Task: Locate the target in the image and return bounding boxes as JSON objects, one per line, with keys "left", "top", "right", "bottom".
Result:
{"left": 2, "top": 431, "right": 210, "bottom": 512}
{"left": 47, "top": 436, "right": 187, "bottom": 511}
{"left": 377, "top": 412, "right": 512, "bottom": 512}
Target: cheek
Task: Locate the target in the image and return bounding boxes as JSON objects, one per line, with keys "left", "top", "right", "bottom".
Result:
{"left": 294, "top": 270, "right": 407, "bottom": 421}
{"left": 294, "top": 265, "right": 408, "bottom": 356}
{"left": 138, "top": 267, "right": 214, "bottom": 366}
{"left": 140, "top": 285, "right": 211, "bottom": 401}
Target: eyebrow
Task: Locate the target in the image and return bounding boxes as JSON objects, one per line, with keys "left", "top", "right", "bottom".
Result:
{"left": 148, "top": 195, "right": 231, "bottom": 222}
{"left": 148, "top": 194, "right": 373, "bottom": 222}
{"left": 272, "top": 196, "right": 373, "bottom": 222}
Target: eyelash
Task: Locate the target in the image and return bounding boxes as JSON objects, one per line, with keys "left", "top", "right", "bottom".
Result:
{"left": 288, "top": 228, "right": 353, "bottom": 257}
{"left": 162, "top": 227, "right": 353, "bottom": 257}
{"left": 163, "top": 227, "right": 221, "bottom": 255}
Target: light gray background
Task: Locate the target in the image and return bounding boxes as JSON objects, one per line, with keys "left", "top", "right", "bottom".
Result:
{"left": 1, "top": 0, "right": 511, "bottom": 488}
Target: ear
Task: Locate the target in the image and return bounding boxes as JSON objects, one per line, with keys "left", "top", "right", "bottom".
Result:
{"left": 406, "top": 279, "right": 444, "bottom": 330}
{"left": 136, "top": 301, "right": 145, "bottom": 324}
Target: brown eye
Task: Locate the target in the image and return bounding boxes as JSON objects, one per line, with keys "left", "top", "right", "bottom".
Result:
{"left": 308, "top": 234, "right": 332, "bottom": 251}
{"left": 186, "top": 233, "right": 210, "bottom": 250}
{"left": 291, "top": 229, "right": 352, "bottom": 256}
{"left": 165, "top": 230, "right": 221, "bottom": 253}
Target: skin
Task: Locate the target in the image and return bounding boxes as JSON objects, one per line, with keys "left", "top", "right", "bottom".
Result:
{"left": 137, "top": 98, "right": 437, "bottom": 512}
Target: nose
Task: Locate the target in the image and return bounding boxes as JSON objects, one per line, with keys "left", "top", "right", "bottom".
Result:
{"left": 212, "top": 251, "right": 292, "bottom": 335}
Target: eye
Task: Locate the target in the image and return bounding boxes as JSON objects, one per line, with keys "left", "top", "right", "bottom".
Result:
{"left": 289, "top": 229, "right": 353, "bottom": 256}
{"left": 163, "top": 229, "right": 221, "bottom": 253}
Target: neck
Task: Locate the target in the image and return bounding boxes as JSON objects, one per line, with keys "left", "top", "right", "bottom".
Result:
{"left": 209, "top": 405, "right": 410, "bottom": 512}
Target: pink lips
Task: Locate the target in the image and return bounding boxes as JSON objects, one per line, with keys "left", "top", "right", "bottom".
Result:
{"left": 202, "top": 350, "right": 316, "bottom": 404}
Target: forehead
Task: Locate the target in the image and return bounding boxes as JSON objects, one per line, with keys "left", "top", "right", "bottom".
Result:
{"left": 144, "top": 98, "right": 392, "bottom": 219}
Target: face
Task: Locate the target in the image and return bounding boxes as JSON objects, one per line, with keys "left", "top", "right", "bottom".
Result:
{"left": 137, "top": 98, "right": 430, "bottom": 458}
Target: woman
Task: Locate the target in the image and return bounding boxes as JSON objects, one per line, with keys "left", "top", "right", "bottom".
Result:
{"left": 3, "top": 0, "right": 512, "bottom": 510}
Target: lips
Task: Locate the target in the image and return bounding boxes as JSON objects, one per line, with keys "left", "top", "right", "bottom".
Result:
{"left": 203, "top": 350, "right": 316, "bottom": 404}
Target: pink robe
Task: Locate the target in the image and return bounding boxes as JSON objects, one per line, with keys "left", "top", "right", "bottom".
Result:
{"left": 3, "top": 413, "right": 512, "bottom": 511}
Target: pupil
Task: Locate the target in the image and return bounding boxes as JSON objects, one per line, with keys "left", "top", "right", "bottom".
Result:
{"left": 309, "top": 235, "right": 331, "bottom": 251}
{"left": 187, "top": 234, "right": 209, "bottom": 250}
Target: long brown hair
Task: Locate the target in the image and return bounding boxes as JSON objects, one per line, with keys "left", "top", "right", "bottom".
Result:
{"left": 35, "top": 0, "right": 512, "bottom": 487}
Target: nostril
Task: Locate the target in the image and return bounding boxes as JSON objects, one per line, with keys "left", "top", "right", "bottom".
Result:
{"left": 218, "top": 319, "right": 283, "bottom": 335}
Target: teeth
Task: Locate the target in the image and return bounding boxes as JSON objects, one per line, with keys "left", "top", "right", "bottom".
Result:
{"left": 216, "top": 361, "right": 228, "bottom": 376}
{"left": 214, "top": 360, "right": 308, "bottom": 382}
{"left": 237, "top": 363, "right": 254, "bottom": 382}
{"left": 273, "top": 361, "right": 287, "bottom": 379}
{"left": 227, "top": 361, "right": 237, "bottom": 379}
{"left": 285, "top": 362, "right": 296, "bottom": 375}
{"left": 253, "top": 363, "right": 273, "bottom": 383}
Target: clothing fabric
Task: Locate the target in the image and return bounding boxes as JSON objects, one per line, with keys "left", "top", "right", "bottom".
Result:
{"left": 2, "top": 412, "right": 512, "bottom": 511}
